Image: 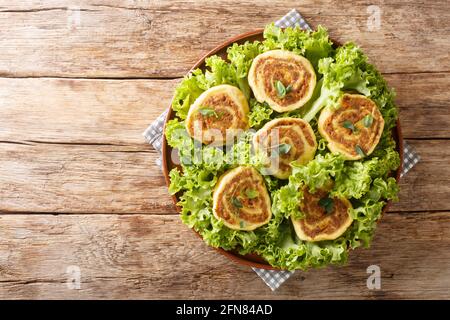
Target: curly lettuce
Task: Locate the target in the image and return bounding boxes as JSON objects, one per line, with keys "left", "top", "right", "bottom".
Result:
{"left": 165, "top": 24, "right": 400, "bottom": 270}
{"left": 172, "top": 56, "right": 240, "bottom": 119}
{"left": 248, "top": 98, "right": 273, "bottom": 128}
{"left": 263, "top": 24, "right": 334, "bottom": 71}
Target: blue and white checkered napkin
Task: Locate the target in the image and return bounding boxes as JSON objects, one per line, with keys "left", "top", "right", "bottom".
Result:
{"left": 143, "top": 9, "right": 420, "bottom": 291}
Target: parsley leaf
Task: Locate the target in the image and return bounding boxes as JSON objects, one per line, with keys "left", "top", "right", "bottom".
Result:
{"left": 363, "top": 114, "right": 374, "bottom": 128}
{"left": 275, "top": 80, "right": 291, "bottom": 98}
{"left": 199, "top": 107, "right": 220, "bottom": 118}
{"left": 245, "top": 189, "right": 259, "bottom": 199}
{"left": 342, "top": 120, "right": 356, "bottom": 133}
{"left": 270, "top": 143, "right": 292, "bottom": 157}
{"left": 278, "top": 143, "right": 292, "bottom": 154}
{"left": 318, "top": 196, "right": 334, "bottom": 214}
{"left": 355, "top": 145, "right": 366, "bottom": 157}
{"left": 231, "top": 196, "right": 243, "bottom": 208}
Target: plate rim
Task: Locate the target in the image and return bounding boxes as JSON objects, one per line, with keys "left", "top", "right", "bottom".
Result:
{"left": 161, "top": 29, "right": 404, "bottom": 271}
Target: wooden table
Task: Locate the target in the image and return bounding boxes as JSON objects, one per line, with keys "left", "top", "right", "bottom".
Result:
{"left": 0, "top": 1, "right": 449, "bottom": 300}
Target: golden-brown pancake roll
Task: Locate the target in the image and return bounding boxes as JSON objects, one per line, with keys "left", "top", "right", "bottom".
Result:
{"left": 185, "top": 84, "right": 249, "bottom": 145}
{"left": 318, "top": 93, "right": 384, "bottom": 160}
{"left": 253, "top": 118, "right": 317, "bottom": 179}
{"left": 248, "top": 50, "right": 316, "bottom": 112}
{"left": 213, "top": 166, "right": 272, "bottom": 231}
{"left": 291, "top": 187, "right": 353, "bottom": 242}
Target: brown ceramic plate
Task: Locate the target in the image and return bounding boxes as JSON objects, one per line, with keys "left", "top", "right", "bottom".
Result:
{"left": 161, "top": 29, "right": 404, "bottom": 270}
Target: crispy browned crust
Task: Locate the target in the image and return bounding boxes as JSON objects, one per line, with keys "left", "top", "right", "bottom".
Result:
{"left": 213, "top": 166, "right": 272, "bottom": 231}
{"left": 292, "top": 187, "right": 353, "bottom": 241}
{"left": 318, "top": 93, "right": 384, "bottom": 160}
{"left": 253, "top": 118, "right": 317, "bottom": 179}
{"left": 248, "top": 50, "right": 316, "bottom": 112}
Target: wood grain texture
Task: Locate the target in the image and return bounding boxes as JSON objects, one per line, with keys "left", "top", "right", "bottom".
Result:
{"left": 0, "top": 212, "right": 448, "bottom": 299}
{"left": 0, "top": 143, "right": 173, "bottom": 214}
{"left": 0, "top": 0, "right": 448, "bottom": 77}
{"left": 392, "top": 72, "right": 450, "bottom": 139}
{"left": 390, "top": 140, "right": 450, "bottom": 212}
{"left": 0, "top": 0, "right": 449, "bottom": 300}
{"left": 0, "top": 140, "right": 448, "bottom": 214}
{"left": 0, "top": 75, "right": 448, "bottom": 147}
{"left": 0, "top": 78, "right": 179, "bottom": 145}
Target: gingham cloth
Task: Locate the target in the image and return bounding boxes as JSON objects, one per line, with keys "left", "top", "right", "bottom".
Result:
{"left": 143, "top": 9, "right": 420, "bottom": 291}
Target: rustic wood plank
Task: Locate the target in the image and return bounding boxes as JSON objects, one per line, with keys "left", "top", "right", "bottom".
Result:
{"left": 0, "top": 75, "right": 448, "bottom": 147}
{"left": 391, "top": 72, "right": 450, "bottom": 139}
{"left": 0, "top": 0, "right": 447, "bottom": 301}
{"left": 0, "top": 78, "right": 179, "bottom": 145}
{"left": 0, "top": 212, "right": 448, "bottom": 299}
{"left": 0, "top": 140, "right": 448, "bottom": 214}
{"left": 0, "top": 143, "right": 174, "bottom": 214}
{"left": 390, "top": 140, "right": 450, "bottom": 212}
{"left": 0, "top": 1, "right": 448, "bottom": 77}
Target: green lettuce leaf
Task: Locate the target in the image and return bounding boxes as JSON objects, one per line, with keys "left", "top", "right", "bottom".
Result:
{"left": 172, "top": 56, "right": 240, "bottom": 119}
{"left": 227, "top": 41, "right": 264, "bottom": 98}
{"left": 248, "top": 98, "right": 273, "bottom": 128}
{"left": 303, "top": 43, "right": 371, "bottom": 122}
{"left": 263, "top": 24, "right": 334, "bottom": 71}
{"left": 165, "top": 23, "right": 401, "bottom": 271}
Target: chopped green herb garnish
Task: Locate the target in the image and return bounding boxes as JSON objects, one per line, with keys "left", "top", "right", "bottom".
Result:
{"left": 245, "top": 189, "right": 259, "bottom": 199}
{"left": 231, "top": 196, "right": 243, "bottom": 208}
{"left": 355, "top": 145, "right": 366, "bottom": 157}
{"left": 270, "top": 143, "right": 292, "bottom": 157}
{"left": 278, "top": 143, "right": 292, "bottom": 154}
{"left": 318, "top": 196, "right": 334, "bottom": 214}
{"left": 343, "top": 120, "right": 356, "bottom": 133}
{"left": 363, "top": 114, "right": 374, "bottom": 128}
{"left": 275, "top": 80, "right": 291, "bottom": 98}
{"left": 239, "top": 221, "right": 246, "bottom": 228}
{"left": 199, "top": 107, "right": 220, "bottom": 118}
